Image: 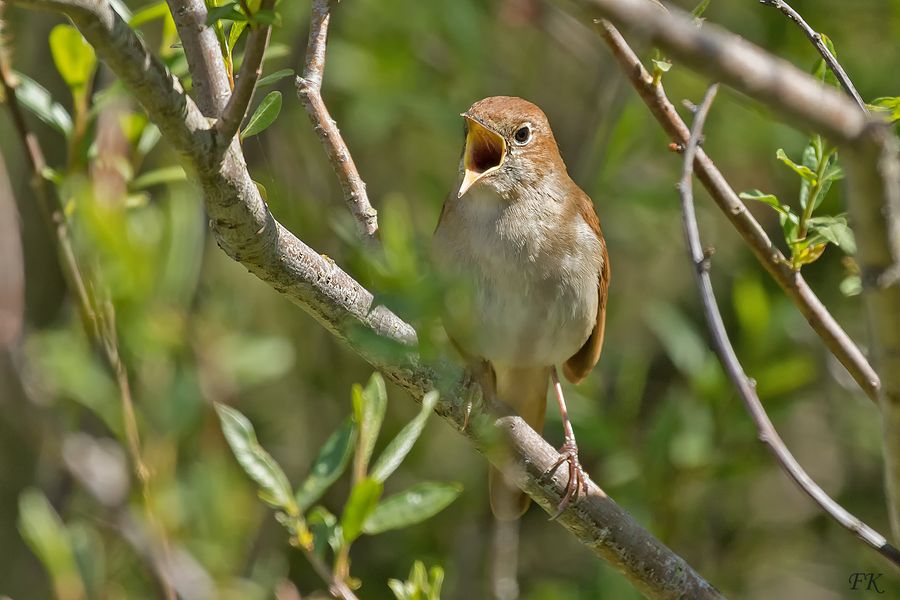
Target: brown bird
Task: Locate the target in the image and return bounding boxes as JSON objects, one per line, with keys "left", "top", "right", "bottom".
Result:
{"left": 433, "top": 96, "right": 610, "bottom": 519}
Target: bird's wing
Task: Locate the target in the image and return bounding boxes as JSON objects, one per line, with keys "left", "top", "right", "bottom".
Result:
{"left": 563, "top": 191, "right": 610, "bottom": 384}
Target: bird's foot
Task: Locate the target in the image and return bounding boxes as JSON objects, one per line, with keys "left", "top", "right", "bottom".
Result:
{"left": 541, "top": 439, "right": 589, "bottom": 520}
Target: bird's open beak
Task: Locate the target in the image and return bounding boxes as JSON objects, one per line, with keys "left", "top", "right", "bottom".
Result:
{"left": 458, "top": 116, "right": 507, "bottom": 198}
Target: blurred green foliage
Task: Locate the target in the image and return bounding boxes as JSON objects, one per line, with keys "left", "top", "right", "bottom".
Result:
{"left": 2, "top": 0, "right": 899, "bottom": 598}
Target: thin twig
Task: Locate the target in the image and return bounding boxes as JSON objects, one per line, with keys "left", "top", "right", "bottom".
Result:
{"left": 678, "top": 84, "right": 900, "bottom": 568}
{"left": 215, "top": 0, "right": 274, "bottom": 143}
{"left": 759, "top": 0, "right": 867, "bottom": 112}
{"left": 300, "top": 545, "right": 360, "bottom": 600}
{"left": 295, "top": 0, "right": 378, "bottom": 240}
{"left": 0, "top": 23, "right": 177, "bottom": 600}
{"left": 594, "top": 20, "right": 881, "bottom": 403}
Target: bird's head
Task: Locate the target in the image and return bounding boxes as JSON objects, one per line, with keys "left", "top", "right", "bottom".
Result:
{"left": 457, "top": 96, "right": 565, "bottom": 198}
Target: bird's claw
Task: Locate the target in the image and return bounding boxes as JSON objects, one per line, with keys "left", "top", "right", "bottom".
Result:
{"left": 541, "top": 440, "right": 589, "bottom": 520}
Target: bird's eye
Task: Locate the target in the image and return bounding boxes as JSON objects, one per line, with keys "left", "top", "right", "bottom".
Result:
{"left": 513, "top": 125, "right": 531, "bottom": 145}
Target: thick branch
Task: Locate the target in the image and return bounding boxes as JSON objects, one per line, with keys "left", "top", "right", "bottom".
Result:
{"left": 594, "top": 21, "right": 880, "bottom": 402}
{"left": 295, "top": 0, "right": 378, "bottom": 239}
{"left": 678, "top": 84, "right": 900, "bottom": 568}
{"left": 759, "top": 0, "right": 867, "bottom": 112}
{"left": 8, "top": 0, "right": 719, "bottom": 594}
{"left": 215, "top": 0, "right": 274, "bottom": 143}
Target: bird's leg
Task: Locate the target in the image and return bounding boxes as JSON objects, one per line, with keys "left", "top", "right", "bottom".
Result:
{"left": 541, "top": 366, "right": 589, "bottom": 519}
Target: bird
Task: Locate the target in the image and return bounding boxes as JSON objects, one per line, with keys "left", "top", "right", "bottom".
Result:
{"left": 432, "top": 96, "right": 610, "bottom": 520}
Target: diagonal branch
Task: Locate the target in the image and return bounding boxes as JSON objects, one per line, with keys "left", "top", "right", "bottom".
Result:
{"left": 759, "top": 0, "right": 867, "bottom": 113}
{"left": 215, "top": 0, "right": 274, "bottom": 143}
{"left": 6, "top": 0, "right": 720, "bottom": 595}
{"left": 580, "top": 0, "right": 900, "bottom": 543}
{"left": 295, "top": 0, "right": 378, "bottom": 240}
{"left": 678, "top": 84, "right": 900, "bottom": 568}
{"left": 594, "top": 20, "right": 881, "bottom": 403}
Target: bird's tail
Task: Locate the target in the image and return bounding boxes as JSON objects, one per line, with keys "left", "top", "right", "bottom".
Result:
{"left": 489, "top": 365, "right": 550, "bottom": 520}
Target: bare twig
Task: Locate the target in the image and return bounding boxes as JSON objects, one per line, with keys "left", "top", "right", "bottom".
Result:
{"left": 215, "top": 0, "right": 274, "bottom": 143}
{"left": 594, "top": 20, "right": 881, "bottom": 403}
{"left": 679, "top": 84, "right": 900, "bottom": 567}
{"left": 299, "top": 545, "right": 360, "bottom": 600}
{"left": 295, "top": 0, "right": 378, "bottom": 240}
{"left": 0, "top": 21, "right": 176, "bottom": 600}
{"left": 759, "top": 0, "right": 867, "bottom": 112}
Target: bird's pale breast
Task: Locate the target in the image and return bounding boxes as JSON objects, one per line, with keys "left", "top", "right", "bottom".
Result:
{"left": 433, "top": 185, "right": 601, "bottom": 369}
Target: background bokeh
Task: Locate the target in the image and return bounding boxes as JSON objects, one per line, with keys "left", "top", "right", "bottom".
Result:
{"left": 2, "top": 0, "right": 899, "bottom": 598}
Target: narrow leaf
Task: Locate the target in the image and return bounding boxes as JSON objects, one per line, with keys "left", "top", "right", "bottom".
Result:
{"left": 739, "top": 189, "right": 780, "bottom": 209}
{"left": 240, "top": 91, "right": 282, "bottom": 140}
{"left": 206, "top": 2, "right": 245, "bottom": 25}
{"left": 215, "top": 403, "right": 296, "bottom": 513}
{"left": 340, "top": 477, "right": 383, "bottom": 543}
{"left": 228, "top": 21, "right": 249, "bottom": 52}
{"left": 362, "top": 482, "right": 462, "bottom": 535}
{"left": 13, "top": 72, "right": 72, "bottom": 135}
{"left": 776, "top": 148, "right": 817, "bottom": 183}
{"left": 257, "top": 68, "right": 295, "bottom": 87}
{"left": 354, "top": 373, "right": 388, "bottom": 478}
{"left": 130, "top": 166, "right": 187, "bottom": 190}
{"left": 370, "top": 391, "right": 438, "bottom": 483}
{"left": 18, "top": 489, "right": 86, "bottom": 598}
{"left": 307, "top": 506, "right": 340, "bottom": 559}
{"left": 295, "top": 418, "right": 356, "bottom": 511}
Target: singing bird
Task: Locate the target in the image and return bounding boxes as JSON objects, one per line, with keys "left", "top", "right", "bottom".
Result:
{"left": 433, "top": 97, "right": 610, "bottom": 519}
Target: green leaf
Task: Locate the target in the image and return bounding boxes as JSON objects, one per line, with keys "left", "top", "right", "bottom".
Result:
{"left": 295, "top": 419, "right": 356, "bottom": 511}
{"left": 840, "top": 274, "right": 862, "bottom": 297}
{"left": 215, "top": 403, "right": 296, "bottom": 513}
{"left": 49, "top": 25, "right": 96, "bottom": 96}
{"left": 18, "top": 489, "right": 86, "bottom": 598}
{"left": 307, "top": 506, "right": 341, "bottom": 559}
{"left": 798, "top": 140, "right": 819, "bottom": 210}
{"left": 206, "top": 2, "right": 245, "bottom": 25}
{"left": 257, "top": 68, "right": 295, "bottom": 87}
{"left": 370, "top": 391, "right": 438, "bottom": 483}
{"left": 253, "top": 9, "right": 282, "bottom": 27}
{"left": 240, "top": 91, "right": 282, "bottom": 140}
{"left": 228, "top": 21, "right": 249, "bottom": 53}
{"left": 691, "top": 0, "right": 710, "bottom": 18}
{"left": 13, "top": 72, "right": 73, "bottom": 135}
{"left": 807, "top": 216, "right": 856, "bottom": 254}
{"left": 130, "top": 166, "right": 187, "bottom": 191}
{"left": 136, "top": 123, "right": 162, "bottom": 156}
{"left": 650, "top": 58, "right": 672, "bottom": 73}
{"left": 776, "top": 148, "right": 817, "bottom": 183}
{"left": 739, "top": 189, "right": 781, "bottom": 210}
{"left": 340, "top": 477, "right": 383, "bottom": 543}
{"left": 353, "top": 373, "right": 388, "bottom": 478}
{"left": 363, "top": 482, "right": 462, "bottom": 535}
{"left": 129, "top": 1, "right": 169, "bottom": 27}
{"left": 869, "top": 96, "right": 900, "bottom": 123}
